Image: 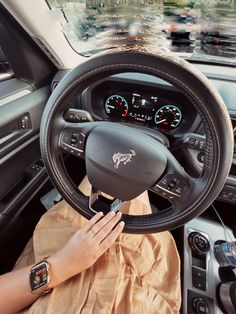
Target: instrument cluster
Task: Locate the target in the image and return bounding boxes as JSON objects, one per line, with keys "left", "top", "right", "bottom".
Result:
{"left": 104, "top": 91, "right": 183, "bottom": 130}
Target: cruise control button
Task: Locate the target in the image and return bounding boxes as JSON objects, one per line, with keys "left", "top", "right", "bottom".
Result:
{"left": 71, "top": 138, "right": 77, "bottom": 144}
{"left": 167, "top": 181, "right": 176, "bottom": 191}
{"left": 72, "top": 133, "right": 78, "bottom": 139}
{"left": 77, "top": 133, "right": 85, "bottom": 150}
{"left": 158, "top": 178, "right": 168, "bottom": 188}
{"left": 173, "top": 187, "right": 182, "bottom": 194}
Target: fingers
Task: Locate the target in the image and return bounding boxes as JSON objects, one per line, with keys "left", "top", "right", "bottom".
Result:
{"left": 87, "top": 211, "right": 120, "bottom": 236}
{"left": 99, "top": 221, "right": 125, "bottom": 252}
{"left": 83, "top": 212, "right": 104, "bottom": 232}
{"left": 95, "top": 212, "right": 122, "bottom": 242}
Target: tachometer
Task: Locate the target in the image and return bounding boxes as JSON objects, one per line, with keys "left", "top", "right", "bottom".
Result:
{"left": 105, "top": 95, "right": 129, "bottom": 118}
{"left": 154, "top": 105, "right": 182, "bottom": 129}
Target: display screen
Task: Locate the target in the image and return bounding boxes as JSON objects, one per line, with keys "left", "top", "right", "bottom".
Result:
{"left": 129, "top": 93, "right": 158, "bottom": 123}
{"left": 30, "top": 262, "right": 49, "bottom": 291}
{"left": 104, "top": 91, "right": 182, "bottom": 129}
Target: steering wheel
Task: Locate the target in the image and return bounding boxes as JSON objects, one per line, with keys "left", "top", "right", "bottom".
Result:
{"left": 40, "top": 51, "right": 233, "bottom": 233}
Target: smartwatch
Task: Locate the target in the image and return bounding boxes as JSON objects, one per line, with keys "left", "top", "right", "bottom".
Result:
{"left": 29, "top": 258, "right": 52, "bottom": 295}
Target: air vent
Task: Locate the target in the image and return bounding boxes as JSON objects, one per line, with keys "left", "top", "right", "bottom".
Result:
{"left": 51, "top": 80, "right": 59, "bottom": 91}
{"left": 33, "top": 37, "right": 62, "bottom": 67}
{"left": 50, "top": 70, "right": 70, "bottom": 91}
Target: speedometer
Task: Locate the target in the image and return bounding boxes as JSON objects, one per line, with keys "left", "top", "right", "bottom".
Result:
{"left": 154, "top": 105, "right": 182, "bottom": 129}
{"left": 105, "top": 95, "right": 129, "bottom": 118}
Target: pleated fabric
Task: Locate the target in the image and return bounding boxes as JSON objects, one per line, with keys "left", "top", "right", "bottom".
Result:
{"left": 15, "top": 178, "right": 181, "bottom": 314}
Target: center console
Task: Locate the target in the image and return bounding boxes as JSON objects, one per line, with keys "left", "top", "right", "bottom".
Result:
{"left": 182, "top": 216, "right": 236, "bottom": 314}
{"left": 217, "top": 118, "right": 236, "bottom": 204}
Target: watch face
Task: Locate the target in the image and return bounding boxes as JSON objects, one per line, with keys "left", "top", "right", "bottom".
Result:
{"left": 30, "top": 261, "right": 49, "bottom": 292}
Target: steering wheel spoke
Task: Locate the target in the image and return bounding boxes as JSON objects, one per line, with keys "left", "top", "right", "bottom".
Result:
{"left": 148, "top": 141, "right": 192, "bottom": 206}
{"left": 89, "top": 186, "right": 125, "bottom": 215}
{"left": 150, "top": 171, "right": 191, "bottom": 206}
{"left": 59, "top": 127, "right": 86, "bottom": 158}
{"left": 57, "top": 119, "right": 98, "bottom": 158}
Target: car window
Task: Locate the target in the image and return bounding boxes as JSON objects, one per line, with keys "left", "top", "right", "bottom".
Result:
{"left": 45, "top": 0, "right": 236, "bottom": 66}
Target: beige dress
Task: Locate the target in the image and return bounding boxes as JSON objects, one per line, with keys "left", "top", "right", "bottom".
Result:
{"left": 15, "top": 178, "right": 181, "bottom": 314}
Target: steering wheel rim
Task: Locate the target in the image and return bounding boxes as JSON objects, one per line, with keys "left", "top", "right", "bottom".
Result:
{"left": 40, "top": 51, "right": 233, "bottom": 233}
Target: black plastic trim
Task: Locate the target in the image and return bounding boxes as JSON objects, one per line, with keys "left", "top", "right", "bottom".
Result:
{"left": 0, "top": 3, "right": 56, "bottom": 88}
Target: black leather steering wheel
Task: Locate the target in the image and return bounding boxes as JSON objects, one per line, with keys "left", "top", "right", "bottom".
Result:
{"left": 40, "top": 51, "right": 233, "bottom": 233}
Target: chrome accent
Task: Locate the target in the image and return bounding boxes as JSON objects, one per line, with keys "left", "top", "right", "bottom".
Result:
{"left": 112, "top": 149, "right": 136, "bottom": 169}
{"left": 61, "top": 142, "right": 83, "bottom": 153}
{"left": 154, "top": 184, "right": 180, "bottom": 197}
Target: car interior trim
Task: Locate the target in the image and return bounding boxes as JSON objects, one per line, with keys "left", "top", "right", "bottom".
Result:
{"left": 0, "top": 89, "right": 31, "bottom": 108}
{"left": 0, "top": 134, "right": 39, "bottom": 165}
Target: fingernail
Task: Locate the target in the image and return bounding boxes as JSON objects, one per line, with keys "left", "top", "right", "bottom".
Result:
{"left": 116, "top": 212, "right": 122, "bottom": 217}
{"left": 98, "top": 212, "right": 104, "bottom": 216}
{"left": 120, "top": 221, "right": 125, "bottom": 227}
{"left": 109, "top": 211, "right": 115, "bottom": 216}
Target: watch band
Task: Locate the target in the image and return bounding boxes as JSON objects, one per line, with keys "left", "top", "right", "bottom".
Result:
{"left": 29, "top": 257, "right": 52, "bottom": 295}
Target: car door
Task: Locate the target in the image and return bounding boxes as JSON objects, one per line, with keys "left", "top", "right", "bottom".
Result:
{"left": 0, "top": 4, "right": 56, "bottom": 273}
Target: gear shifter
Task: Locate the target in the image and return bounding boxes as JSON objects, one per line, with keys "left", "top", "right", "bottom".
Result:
{"left": 219, "top": 281, "right": 236, "bottom": 314}
{"left": 214, "top": 241, "right": 236, "bottom": 313}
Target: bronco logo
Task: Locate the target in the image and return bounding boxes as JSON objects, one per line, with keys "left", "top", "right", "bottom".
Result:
{"left": 112, "top": 150, "right": 136, "bottom": 169}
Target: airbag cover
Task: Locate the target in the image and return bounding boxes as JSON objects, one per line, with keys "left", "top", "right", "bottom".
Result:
{"left": 85, "top": 126, "right": 167, "bottom": 200}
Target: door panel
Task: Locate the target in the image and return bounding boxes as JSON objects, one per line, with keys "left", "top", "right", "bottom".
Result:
{"left": 0, "top": 85, "right": 50, "bottom": 159}
{"left": 0, "top": 3, "right": 56, "bottom": 273}
{"left": 0, "top": 83, "right": 50, "bottom": 233}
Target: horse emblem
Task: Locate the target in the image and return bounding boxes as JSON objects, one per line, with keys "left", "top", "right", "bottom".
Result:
{"left": 112, "top": 150, "right": 136, "bottom": 169}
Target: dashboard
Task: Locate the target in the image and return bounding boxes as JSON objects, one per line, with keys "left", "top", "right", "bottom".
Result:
{"left": 104, "top": 92, "right": 182, "bottom": 129}
{"left": 84, "top": 75, "right": 199, "bottom": 136}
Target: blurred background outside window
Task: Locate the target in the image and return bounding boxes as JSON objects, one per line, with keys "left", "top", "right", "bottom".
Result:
{"left": 46, "top": 0, "right": 236, "bottom": 65}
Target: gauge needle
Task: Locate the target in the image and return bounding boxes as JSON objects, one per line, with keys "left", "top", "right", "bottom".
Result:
{"left": 156, "top": 119, "right": 166, "bottom": 124}
{"left": 106, "top": 105, "right": 115, "bottom": 109}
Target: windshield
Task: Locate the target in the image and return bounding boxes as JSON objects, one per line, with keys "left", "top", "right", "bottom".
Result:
{"left": 46, "top": 0, "right": 236, "bottom": 66}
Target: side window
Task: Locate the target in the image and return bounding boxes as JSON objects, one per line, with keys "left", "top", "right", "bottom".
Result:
{"left": 0, "top": 47, "right": 13, "bottom": 82}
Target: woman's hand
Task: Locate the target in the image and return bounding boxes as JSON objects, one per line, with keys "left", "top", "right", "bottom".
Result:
{"left": 0, "top": 211, "right": 124, "bottom": 314}
{"left": 49, "top": 211, "right": 124, "bottom": 287}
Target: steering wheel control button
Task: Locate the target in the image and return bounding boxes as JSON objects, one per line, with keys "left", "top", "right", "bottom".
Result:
{"left": 192, "top": 298, "right": 209, "bottom": 313}
{"left": 182, "top": 134, "right": 206, "bottom": 151}
{"left": 188, "top": 232, "right": 210, "bottom": 255}
{"left": 152, "top": 184, "right": 180, "bottom": 202}
{"left": 155, "top": 174, "right": 186, "bottom": 198}
{"left": 60, "top": 131, "right": 85, "bottom": 158}
{"left": 64, "top": 109, "right": 93, "bottom": 123}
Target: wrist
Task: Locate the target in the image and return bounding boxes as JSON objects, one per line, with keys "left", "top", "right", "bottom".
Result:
{"left": 47, "top": 251, "right": 80, "bottom": 289}
{"left": 47, "top": 254, "right": 65, "bottom": 289}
